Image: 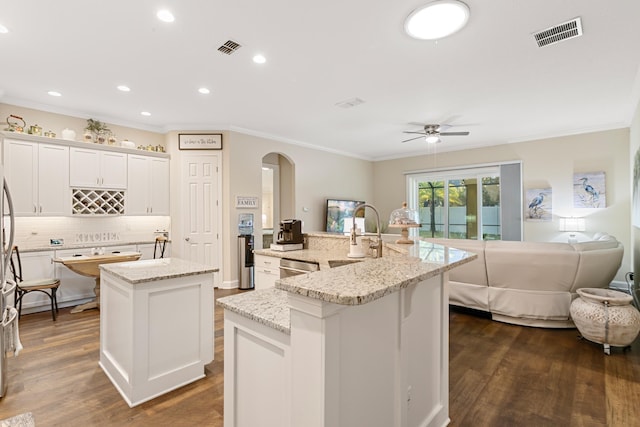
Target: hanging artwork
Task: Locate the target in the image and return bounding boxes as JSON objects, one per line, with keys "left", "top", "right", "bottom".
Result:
{"left": 525, "top": 188, "right": 552, "bottom": 221}
{"left": 573, "top": 171, "right": 606, "bottom": 208}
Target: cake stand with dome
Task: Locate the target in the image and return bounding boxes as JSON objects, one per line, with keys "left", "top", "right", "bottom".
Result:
{"left": 388, "top": 202, "right": 421, "bottom": 244}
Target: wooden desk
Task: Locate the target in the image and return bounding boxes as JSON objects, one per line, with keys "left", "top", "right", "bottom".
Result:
{"left": 53, "top": 251, "right": 142, "bottom": 313}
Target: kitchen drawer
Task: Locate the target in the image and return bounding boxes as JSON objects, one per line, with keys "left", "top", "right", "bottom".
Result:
{"left": 255, "top": 254, "right": 278, "bottom": 269}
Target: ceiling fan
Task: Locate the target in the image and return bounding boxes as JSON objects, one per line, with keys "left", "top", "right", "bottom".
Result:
{"left": 402, "top": 124, "right": 469, "bottom": 144}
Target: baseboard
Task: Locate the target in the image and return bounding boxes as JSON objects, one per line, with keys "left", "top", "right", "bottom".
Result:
{"left": 219, "top": 279, "right": 239, "bottom": 290}
{"left": 610, "top": 280, "right": 632, "bottom": 294}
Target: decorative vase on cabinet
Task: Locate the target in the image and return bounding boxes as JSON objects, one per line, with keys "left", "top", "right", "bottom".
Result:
{"left": 570, "top": 288, "right": 640, "bottom": 354}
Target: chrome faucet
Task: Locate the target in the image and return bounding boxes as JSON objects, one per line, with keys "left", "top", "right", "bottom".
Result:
{"left": 352, "top": 203, "right": 383, "bottom": 258}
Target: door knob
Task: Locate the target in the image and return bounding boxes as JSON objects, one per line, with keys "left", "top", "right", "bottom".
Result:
{"left": 185, "top": 237, "right": 190, "bottom": 242}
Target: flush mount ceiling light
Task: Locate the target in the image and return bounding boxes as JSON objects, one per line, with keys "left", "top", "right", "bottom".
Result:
{"left": 117, "top": 85, "right": 131, "bottom": 92}
{"left": 252, "top": 54, "right": 266, "bottom": 64}
{"left": 404, "top": 0, "right": 470, "bottom": 40}
{"left": 47, "top": 90, "right": 62, "bottom": 97}
{"left": 141, "top": 111, "right": 151, "bottom": 116}
{"left": 157, "top": 9, "right": 175, "bottom": 23}
{"left": 198, "top": 87, "right": 210, "bottom": 94}
{"left": 0, "top": 24, "right": 9, "bottom": 34}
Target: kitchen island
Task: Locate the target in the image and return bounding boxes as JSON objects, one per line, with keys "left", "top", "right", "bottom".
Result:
{"left": 218, "top": 236, "right": 476, "bottom": 427}
{"left": 99, "top": 258, "right": 217, "bottom": 407}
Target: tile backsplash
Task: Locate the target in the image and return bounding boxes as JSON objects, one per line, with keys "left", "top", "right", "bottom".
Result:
{"left": 13, "top": 216, "right": 171, "bottom": 249}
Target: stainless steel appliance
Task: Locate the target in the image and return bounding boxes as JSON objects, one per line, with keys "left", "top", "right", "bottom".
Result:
{"left": 237, "top": 213, "right": 254, "bottom": 290}
{"left": 279, "top": 258, "right": 319, "bottom": 279}
{"left": 276, "top": 219, "right": 303, "bottom": 245}
{"left": 1, "top": 172, "right": 17, "bottom": 399}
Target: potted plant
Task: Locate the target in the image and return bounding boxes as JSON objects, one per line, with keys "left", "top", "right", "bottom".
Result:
{"left": 85, "top": 118, "right": 110, "bottom": 143}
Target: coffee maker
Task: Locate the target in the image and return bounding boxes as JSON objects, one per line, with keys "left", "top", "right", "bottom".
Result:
{"left": 277, "top": 219, "right": 303, "bottom": 244}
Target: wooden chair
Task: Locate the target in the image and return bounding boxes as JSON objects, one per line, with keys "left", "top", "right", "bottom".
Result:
{"left": 9, "top": 246, "right": 60, "bottom": 321}
{"left": 154, "top": 236, "right": 168, "bottom": 259}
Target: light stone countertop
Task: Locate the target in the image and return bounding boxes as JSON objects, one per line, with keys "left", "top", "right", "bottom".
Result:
{"left": 100, "top": 257, "right": 217, "bottom": 284}
{"left": 218, "top": 239, "right": 476, "bottom": 333}
{"left": 217, "top": 288, "right": 290, "bottom": 334}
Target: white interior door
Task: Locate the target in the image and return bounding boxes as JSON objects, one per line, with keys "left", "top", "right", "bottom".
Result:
{"left": 181, "top": 155, "right": 220, "bottom": 282}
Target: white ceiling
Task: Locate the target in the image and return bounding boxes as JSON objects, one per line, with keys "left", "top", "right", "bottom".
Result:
{"left": 1, "top": 0, "right": 640, "bottom": 161}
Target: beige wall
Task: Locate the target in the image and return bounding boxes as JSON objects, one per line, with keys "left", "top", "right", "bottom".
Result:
{"left": 4, "top": 102, "right": 634, "bottom": 287}
{"left": 222, "top": 131, "right": 373, "bottom": 286}
{"left": 0, "top": 104, "right": 164, "bottom": 147}
{"left": 373, "top": 129, "right": 631, "bottom": 282}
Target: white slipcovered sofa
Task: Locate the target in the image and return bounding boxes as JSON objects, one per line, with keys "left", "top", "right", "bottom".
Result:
{"left": 426, "top": 234, "right": 624, "bottom": 328}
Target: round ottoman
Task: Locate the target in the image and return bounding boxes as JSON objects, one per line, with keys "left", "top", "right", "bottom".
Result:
{"left": 570, "top": 288, "right": 640, "bottom": 355}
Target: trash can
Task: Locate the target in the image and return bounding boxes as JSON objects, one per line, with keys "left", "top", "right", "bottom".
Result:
{"left": 238, "top": 235, "right": 254, "bottom": 290}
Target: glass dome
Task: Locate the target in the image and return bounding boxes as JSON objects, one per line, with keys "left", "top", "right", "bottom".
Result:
{"left": 389, "top": 202, "right": 419, "bottom": 226}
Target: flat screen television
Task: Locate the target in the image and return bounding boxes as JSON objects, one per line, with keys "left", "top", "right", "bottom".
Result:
{"left": 325, "top": 199, "right": 365, "bottom": 233}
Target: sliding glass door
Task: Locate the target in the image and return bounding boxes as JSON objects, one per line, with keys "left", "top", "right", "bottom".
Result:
{"left": 408, "top": 167, "right": 502, "bottom": 240}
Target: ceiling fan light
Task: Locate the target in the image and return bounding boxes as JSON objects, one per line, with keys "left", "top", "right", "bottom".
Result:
{"left": 425, "top": 135, "right": 440, "bottom": 144}
{"left": 405, "top": 0, "right": 470, "bottom": 40}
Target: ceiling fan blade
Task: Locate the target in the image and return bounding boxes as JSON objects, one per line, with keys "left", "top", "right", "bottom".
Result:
{"left": 440, "top": 131, "right": 470, "bottom": 136}
{"left": 437, "top": 124, "right": 452, "bottom": 132}
{"left": 402, "top": 135, "right": 425, "bottom": 143}
{"left": 403, "top": 131, "right": 427, "bottom": 135}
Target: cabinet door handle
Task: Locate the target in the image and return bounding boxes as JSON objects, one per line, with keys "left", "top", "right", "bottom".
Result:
{"left": 149, "top": 206, "right": 153, "bottom": 213}
{"left": 33, "top": 204, "right": 37, "bottom": 213}
{"left": 39, "top": 205, "right": 42, "bottom": 213}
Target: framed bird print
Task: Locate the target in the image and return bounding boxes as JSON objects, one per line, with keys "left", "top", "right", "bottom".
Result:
{"left": 525, "top": 188, "right": 552, "bottom": 221}
{"left": 573, "top": 171, "right": 606, "bottom": 208}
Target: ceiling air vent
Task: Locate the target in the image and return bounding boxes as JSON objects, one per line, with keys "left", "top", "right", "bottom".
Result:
{"left": 217, "top": 40, "right": 242, "bottom": 55}
{"left": 533, "top": 17, "right": 583, "bottom": 48}
{"left": 335, "top": 97, "right": 365, "bottom": 109}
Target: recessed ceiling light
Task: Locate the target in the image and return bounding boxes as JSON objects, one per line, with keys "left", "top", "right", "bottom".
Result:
{"left": 47, "top": 91, "right": 62, "bottom": 97}
{"left": 405, "top": 0, "right": 470, "bottom": 40}
{"left": 252, "top": 54, "right": 266, "bottom": 64}
{"left": 141, "top": 111, "right": 151, "bottom": 116}
{"left": 0, "top": 24, "right": 9, "bottom": 34}
{"left": 157, "top": 9, "right": 175, "bottom": 23}
{"left": 198, "top": 87, "right": 210, "bottom": 94}
{"left": 117, "top": 85, "right": 131, "bottom": 92}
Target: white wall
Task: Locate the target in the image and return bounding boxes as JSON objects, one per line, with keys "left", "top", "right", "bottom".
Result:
{"left": 373, "top": 129, "right": 631, "bottom": 282}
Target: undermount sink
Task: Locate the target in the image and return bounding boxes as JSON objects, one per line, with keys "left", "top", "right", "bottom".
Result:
{"left": 327, "top": 259, "right": 364, "bottom": 268}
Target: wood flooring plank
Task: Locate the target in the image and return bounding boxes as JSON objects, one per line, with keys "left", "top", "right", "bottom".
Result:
{"left": 1, "top": 295, "right": 639, "bottom": 426}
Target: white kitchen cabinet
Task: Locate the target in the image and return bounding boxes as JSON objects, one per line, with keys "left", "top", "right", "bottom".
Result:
{"left": 100, "top": 259, "right": 214, "bottom": 407}
{"left": 70, "top": 147, "right": 127, "bottom": 189}
{"left": 127, "top": 154, "right": 170, "bottom": 215}
{"left": 254, "top": 254, "right": 279, "bottom": 289}
{"left": 3, "top": 139, "right": 69, "bottom": 216}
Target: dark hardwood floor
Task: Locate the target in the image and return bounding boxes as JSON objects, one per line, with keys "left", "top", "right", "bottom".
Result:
{"left": 1, "top": 290, "right": 639, "bottom": 426}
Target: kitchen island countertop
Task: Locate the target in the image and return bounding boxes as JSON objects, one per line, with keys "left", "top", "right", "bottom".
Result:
{"left": 99, "top": 257, "right": 217, "bottom": 284}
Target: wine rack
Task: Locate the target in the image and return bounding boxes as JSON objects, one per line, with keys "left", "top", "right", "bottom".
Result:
{"left": 72, "top": 188, "right": 125, "bottom": 215}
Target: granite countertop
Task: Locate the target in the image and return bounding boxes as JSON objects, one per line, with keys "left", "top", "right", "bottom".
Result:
{"left": 275, "top": 240, "right": 475, "bottom": 305}
{"left": 217, "top": 288, "right": 290, "bottom": 334}
{"left": 100, "top": 257, "right": 217, "bottom": 284}
{"left": 218, "top": 239, "right": 476, "bottom": 333}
